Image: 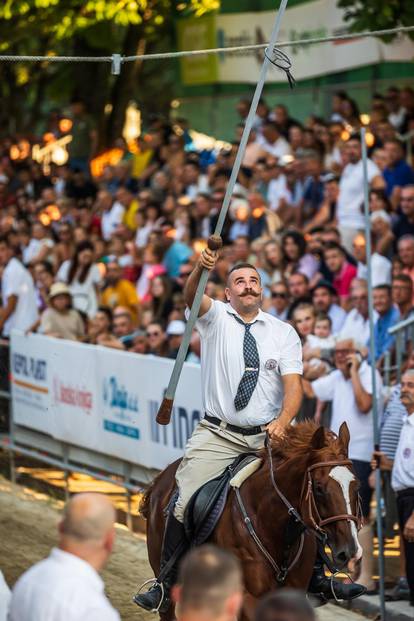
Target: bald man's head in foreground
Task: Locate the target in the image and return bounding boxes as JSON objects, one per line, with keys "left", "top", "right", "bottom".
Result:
{"left": 58, "top": 493, "right": 116, "bottom": 572}
{"left": 172, "top": 545, "right": 243, "bottom": 621}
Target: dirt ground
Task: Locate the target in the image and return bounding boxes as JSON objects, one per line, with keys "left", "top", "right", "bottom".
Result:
{"left": 0, "top": 476, "right": 376, "bottom": 621}
{"left": 0, "top": 476, "right": 152, "bottom": 621}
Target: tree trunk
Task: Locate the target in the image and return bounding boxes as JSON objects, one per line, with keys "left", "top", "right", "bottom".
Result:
{"left": 70, "top": 36, "right": 112, "bottom": 151}
{"left": 105, "top": 25, "right": 146, "bottom": 147}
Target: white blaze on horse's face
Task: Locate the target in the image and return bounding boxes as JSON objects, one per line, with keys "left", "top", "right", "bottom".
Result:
{"left": 329, "top": 466, "right": 362, "bottom": 561}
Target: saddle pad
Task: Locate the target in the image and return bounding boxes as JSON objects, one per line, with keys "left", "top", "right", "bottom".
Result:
{"left": 184, "top": 453, "right": 259, "bottom": 545}
{"left": 229, "top": 457, "right": 262, "bottom": 488}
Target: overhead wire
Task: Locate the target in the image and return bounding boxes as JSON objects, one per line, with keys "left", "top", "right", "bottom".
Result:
{"left": 0, "top": 25, "right": 412, "bottom": 69}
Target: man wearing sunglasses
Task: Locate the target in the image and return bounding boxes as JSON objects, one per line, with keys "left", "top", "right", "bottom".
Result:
{"left": 267, "top": 282, "right": 290, "bottom": 321}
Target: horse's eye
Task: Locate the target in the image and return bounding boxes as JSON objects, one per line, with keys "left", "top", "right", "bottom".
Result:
{"left": 314, "top": 482, "right": 325, "bottom": 497}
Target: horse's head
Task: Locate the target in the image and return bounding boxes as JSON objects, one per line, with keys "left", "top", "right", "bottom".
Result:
{"left": 304, "top": 422, "right": 362, "bottom": 569}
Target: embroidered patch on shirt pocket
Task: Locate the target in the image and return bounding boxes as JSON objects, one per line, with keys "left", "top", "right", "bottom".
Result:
{"left": 264, "top": 358, "right": 279, "bottom": 371}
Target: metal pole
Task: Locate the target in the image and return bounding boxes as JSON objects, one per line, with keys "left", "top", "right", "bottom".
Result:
{"left": 156, "top": 0, "right": 290, "bottom": 424}
{"left": 8, "top": 348, "right": 16, "bottom": 485}
{"left": 383, "top": 350, "right": 390, "bottom": 387}
{"left": 396, "top": 331, "right": 403, "bottom": 383}
{"left": 361, "top": 127, "right": 387, "bottom": 620}
{"left": 62, "top": 443, "right": 70, "bottom": 502}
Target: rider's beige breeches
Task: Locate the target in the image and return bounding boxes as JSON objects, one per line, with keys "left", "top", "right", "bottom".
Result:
{"left": 174, "top": 418, "right": 266, "bottom": 522}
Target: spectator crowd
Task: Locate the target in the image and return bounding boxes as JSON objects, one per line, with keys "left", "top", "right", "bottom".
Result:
{"left": 0, "top": 85, "right": 414, "bottom": 605}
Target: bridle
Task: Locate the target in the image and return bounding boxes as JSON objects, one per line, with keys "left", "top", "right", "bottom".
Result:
{"left": 266, "top": 439, "right": 362, "bottom": 538}
{"left": 235, "top": 435, "right": 363, "bottom": 585}
{"left": 303, "top": 460, "right": 363, "bottom": 534}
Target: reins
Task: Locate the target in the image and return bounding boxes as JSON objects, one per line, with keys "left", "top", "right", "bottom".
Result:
{"left": 235, "top": 432, "right": 362, "bottom": 585}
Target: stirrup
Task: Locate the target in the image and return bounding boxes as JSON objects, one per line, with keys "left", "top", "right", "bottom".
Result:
{"left": 328, "top": 570, "right": 365, "bottom": 603}
{"left": 133, "top": 578, "right": 165, "bottom": 613}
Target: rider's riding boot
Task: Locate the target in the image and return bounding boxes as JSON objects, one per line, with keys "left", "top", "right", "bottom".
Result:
{"left": 308, "top": 557, "right": 367, "bottom": 602}
{"left": 133, "top": 513, "right": 188, "bottom": 613}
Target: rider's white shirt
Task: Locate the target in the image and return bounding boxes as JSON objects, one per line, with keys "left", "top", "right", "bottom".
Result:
{"left": 194, "top": 300, "right": 303, "bottom": 427}
{"left": 9, "top": 548, "right": 120, "bottom": 621}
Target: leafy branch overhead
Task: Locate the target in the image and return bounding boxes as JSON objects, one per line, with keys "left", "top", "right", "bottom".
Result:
{"left": 0, "top": 0, "right": 220, "bottom": 143}
{"left": 337, "top": 0, "right": 414, "bottom": 41}
{"left": 0, "top": 0, "right": 219, "bottom": 48}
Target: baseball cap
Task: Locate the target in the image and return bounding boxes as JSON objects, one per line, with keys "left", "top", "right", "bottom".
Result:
{"left": 166, "top": 320, "right": 186, "bottom": 336}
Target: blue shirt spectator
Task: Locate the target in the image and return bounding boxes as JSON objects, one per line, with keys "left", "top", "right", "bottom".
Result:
{"left": 163, "top": 240, "right": 193, "bottom": 278}
{"left": 383, "top": 140, "right": 414, "bottom": 197}
{"left": 371, "top": 284, "right": 400, "bottom": 360}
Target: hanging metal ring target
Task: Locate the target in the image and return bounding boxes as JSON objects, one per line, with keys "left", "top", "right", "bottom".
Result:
{"left": 264, "top": 46, "right": 296, "bottom": 88}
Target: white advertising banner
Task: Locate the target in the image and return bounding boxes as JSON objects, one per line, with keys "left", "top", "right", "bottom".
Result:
{"left": 11, "top": 332, "right": 203, "bottom": 471}
{"left": 178, "top": 0, "right": 414, "bottom": 84}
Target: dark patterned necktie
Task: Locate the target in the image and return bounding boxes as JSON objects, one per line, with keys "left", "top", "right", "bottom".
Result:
{"left": 233, "top": 315, "right": 260, "bottom": 411}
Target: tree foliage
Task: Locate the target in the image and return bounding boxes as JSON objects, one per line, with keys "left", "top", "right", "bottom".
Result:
{"left": 0, "top": 0, "right": 219, "bottom": 143}
{"left": 337, "top": 0, "right": 414, "bottom": 41}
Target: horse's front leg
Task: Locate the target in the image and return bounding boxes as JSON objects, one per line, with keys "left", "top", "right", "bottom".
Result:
{"left": 160, "top": 603, "right": 176, "bottom": 621}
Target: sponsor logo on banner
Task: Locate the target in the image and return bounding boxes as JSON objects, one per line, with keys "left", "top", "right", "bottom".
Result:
{"left": 12, "top": 353, "right": 47, "bottom": 382}
{"left": 149, "top": 398, "right": 201, "bottom": 449}
{"left": 11, "top": 350, "right": 49, "bottom": 413}
{"left": 52, "top": 377, "right": 93, "bottom": 413}
{"left": 102, "top": 376, "right": 140, "bottom": 439}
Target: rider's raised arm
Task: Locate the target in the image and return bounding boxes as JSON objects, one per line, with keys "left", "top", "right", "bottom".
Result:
{"left": 184, "top": 247, "right": 219, "bottom": 317}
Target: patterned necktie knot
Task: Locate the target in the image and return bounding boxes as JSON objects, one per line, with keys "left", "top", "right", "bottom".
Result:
{"left": 232, "top": 314, "right": 260, "bottom": 412}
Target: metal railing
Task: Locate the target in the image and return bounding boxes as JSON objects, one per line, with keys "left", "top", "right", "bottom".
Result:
{"left": 383, "top": 314, "right": 414, "bottom": 385}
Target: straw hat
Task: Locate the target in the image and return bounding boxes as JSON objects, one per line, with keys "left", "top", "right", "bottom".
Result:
{"left": 49, "top": 282, "right": 71, "bottom": 299}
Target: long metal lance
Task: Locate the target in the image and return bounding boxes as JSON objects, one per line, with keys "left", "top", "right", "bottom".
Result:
{"left": 156, "top": 0, "right": 290, "bottom": 424}
{"left": 361, "top": 127, "right": 387, "bottom": 620}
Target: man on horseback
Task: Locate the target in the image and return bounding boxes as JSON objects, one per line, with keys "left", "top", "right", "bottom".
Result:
{"left": 135, "top": 246, "right": 365, "bottom": 612}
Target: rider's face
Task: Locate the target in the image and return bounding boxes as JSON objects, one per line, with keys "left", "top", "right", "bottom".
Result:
{"left": 225, "top": 268, "right": 262, "bottom": 315}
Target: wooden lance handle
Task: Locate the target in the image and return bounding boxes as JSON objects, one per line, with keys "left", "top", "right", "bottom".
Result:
{"left": 156, "top": 235, "right": 223, "bottom": 425}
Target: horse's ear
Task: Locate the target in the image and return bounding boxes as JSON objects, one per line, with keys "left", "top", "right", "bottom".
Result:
{"left": 338, "top": 422, "right": 350, "bottom": 454}
{"left": 311, "top": 426, "right": 326, "bottom": 451}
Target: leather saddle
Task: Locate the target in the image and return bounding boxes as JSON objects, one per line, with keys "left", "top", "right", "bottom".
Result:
{"left": 183, "top": 453, "right": 262, "bottom": 545}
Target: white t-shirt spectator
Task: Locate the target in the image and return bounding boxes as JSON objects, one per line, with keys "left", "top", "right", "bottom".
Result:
{"left": 258, "top": 135, "right": 292, "bottom": 159}
{"left": 338, "top": 308, "right": 377, "bottom": 347}
{"left": 336, "top": 159, "right": 381, "bottom": 229}
{"left": 57, "top": 261, "right": 101, "bottom": 318}
{"left": 22, "top": 238, "right": 54, "bottom": 265}
{"left": 267, "top": 174, "right": 292, "bottom": 211}
{"left": 328, "top": 303, "right": 347, "bottom": 335}
{"left": 1, "top": 257, "right": 38, "bottom": 336}
{"left": 312, "top": 361, "right": 383, "bottom": 461}
{"left": 101, "top": 201, "right": 125, "bottom": 241}
{"left": 185, "top": 174, "right": 210, "bottom": 200}
{"left": 9, "top": 547, "right": 120, "bottom": 621}
{"left": 357, "top": 253, "right": 392, "bottom": 287}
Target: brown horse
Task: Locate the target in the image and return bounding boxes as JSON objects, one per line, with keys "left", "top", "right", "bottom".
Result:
{"left": 140, "top": 421, "right": 362, "bottom": 620}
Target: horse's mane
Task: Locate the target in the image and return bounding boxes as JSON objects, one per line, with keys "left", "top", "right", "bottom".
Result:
{"left": 261, "top": 421, "right": 339, "bottom": 462}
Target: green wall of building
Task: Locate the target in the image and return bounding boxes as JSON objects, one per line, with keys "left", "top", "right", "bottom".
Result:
{"left": 173, "top": 1, "right": 414, "bottom": 141}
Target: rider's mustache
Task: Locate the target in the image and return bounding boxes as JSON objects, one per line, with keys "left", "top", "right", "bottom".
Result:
{"left": 239, "top": 289, "right": 260, "bottom": 298}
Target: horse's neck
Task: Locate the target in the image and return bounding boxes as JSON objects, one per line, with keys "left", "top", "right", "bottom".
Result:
{"left": 248, "top": 455, "right": 308, "bottom": 513}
